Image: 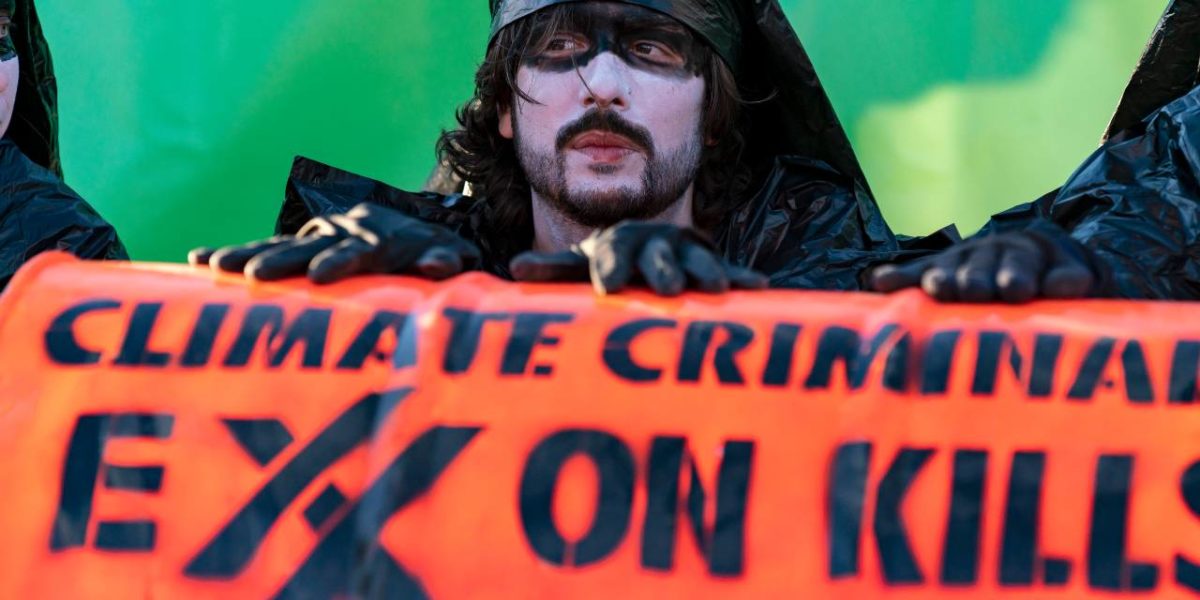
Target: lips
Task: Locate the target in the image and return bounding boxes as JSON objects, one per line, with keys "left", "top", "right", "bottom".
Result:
{"left": 569, "top": 131, "right": 642, "bottom": 163}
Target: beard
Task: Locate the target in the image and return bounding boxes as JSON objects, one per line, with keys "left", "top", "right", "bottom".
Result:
{"left": 514, "top": 110, "right": 703, "bottom": 229}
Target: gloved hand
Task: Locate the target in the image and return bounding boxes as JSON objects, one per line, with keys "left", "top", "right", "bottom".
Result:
{"left": 509, "top": 221, "right": 768, "bottom": 296}
{"left": 869, "top": 229, "right": 1097, "bottom": 303}
{"left": 189, "top": 203, "right": 481, "bottom": 284}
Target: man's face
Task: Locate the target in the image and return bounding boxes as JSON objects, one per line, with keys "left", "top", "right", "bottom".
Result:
{"left": 0, "top": 6, "right": 17, "bottom": 139}
{"left": 499, "top": 3, "right": 709, "bottom": 228}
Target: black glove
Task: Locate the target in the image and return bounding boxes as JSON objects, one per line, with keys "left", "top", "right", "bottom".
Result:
{"left": 509, "top": 221, "right": 768, "bottom": 296}
{"left": 869, "top": 229, "right": 1098, "bottom": 303}
{"left": 189, "top": 203, "right": 481, "bottom": 283}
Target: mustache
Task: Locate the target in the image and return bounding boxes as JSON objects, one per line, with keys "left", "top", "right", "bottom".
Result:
{"left": 555, "top": 110, "right": 655, "bottom": 156}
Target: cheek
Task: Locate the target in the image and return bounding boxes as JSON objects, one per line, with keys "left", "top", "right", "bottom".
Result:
{"left": 513, "top": 69, "right": 581, "bottom": 146}
{"left": 0, "top": 59, "right": 17, "bottom": 119}
{"left": 1, "top": 59, "right": 16, "bottom": 96}
{"left": 634, "top": 74, "right": 705, "bottom": 144}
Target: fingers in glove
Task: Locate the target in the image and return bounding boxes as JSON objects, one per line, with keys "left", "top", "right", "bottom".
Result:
{"left": 995, "top": 239, "right": 1043, "bottom": 303}
{"left": 1041, "top": 244, "right": 1095, "bottom": 299}
{"left": 637, "top": 237, "right": 686, "bottom": 296}
{"left": 869, "top": 259, "right": 928, "bottom": 292}
{"left": 921, "top": 249, "right": 966, "bottom": 302}
{"left": 414, "top": 246, "right": 465, "bottom": 281}
{"left": 955, "top": 243, "right": 1000, "bottom": 303}
{"left": 245, "top": 236, "right": 340, "bottom": 281}
{"left": 727, "top": 265, "right": 770, "bottom": 290}
{"left": 583, "top": 230, "right": 643, "bottom": 295}
{"left": 307, "top": 237, "right": 375, "bottom": 284}
{"left": 188, "top": 247, "right": 216, "bottom": 267}
{"left": 208, "top": 237, "right": 293, "bottom": 274}
{"left": 509, "top": 250, "right": 590, "bottom": 282}
{"left": 679, "top": 240, "right": 730, "bottom": 293}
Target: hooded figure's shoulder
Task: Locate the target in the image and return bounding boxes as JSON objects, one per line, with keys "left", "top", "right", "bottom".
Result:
{"left": 276, "top": 155, "right": 489, "bottom": 237}
{"left": 714, "top": 155, "right": 909, "bottom": 290}
{"left": 0, "top": 139, "right": 127, "bottom": 287}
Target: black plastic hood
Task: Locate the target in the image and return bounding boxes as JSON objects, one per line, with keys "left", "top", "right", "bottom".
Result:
{"left": 7, "top": 0, "right": 59, "bottom": 176}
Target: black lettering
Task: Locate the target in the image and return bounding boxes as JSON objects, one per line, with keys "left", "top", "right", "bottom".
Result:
{"left": 223, "top": 305, "right": 284, "bottom": 367}
{"left": 336, "top": 310, "right": 418, "bottom": 370}
{"left": 50, "top": 413, "right": 174, "bottom": 552}
{"left": 1088, "top": 455, "right": 1158, "bottom": 591}
{"left": 761, "top": 323, "right": 802, "bottom": 387}
{"left": 1170, "top": 341, "right": 1200, "bottom": 404}
{"left": 874, "top": 448, "right": 934, "bottom": 584}
{"left": 641, "top": 437, "right": 754, "bottom": 576}
{"left": 442, "top": 308, "right": 511, "bottom": 375}
{"left": 94, "top": 521, "right": 157, "bottom": 552}
{"left": 222, "top": 305, "right": 332, "bottom": 368}
{"left": 999, "top": 451, "right": 1045, "bottom": 586}
{"left": 104, "top": 465, "right": 165, "bottom": 492}
{"left": 272, "top": 425, "right": 481, "bottom": 599}
{"left": 1174, "top": 461, "right": 1200, "bottom": 592}
{"left": 519, "top": 430, "right": 635, "bottom": 567}
{"left": 1121, "top": 341, "right": 1155, "bottom": 403}
{"left": 602, "top": 319, "right": 677, "bottom": 383}
{"left": 941, "top": 449, "right": 987, "bottom": 585}
{"left": 187, "top": 389, "right": 410, "bottom": 577}
{"left": 1067, "top": 337, "right": 1116, "bottom": 401}
{"left": 501, "top": 312, "right": 574, "bottom": 376}
{"left": 972, "top": 331, "right": 1024, "bottom": 396}
{"left": 221, "top": 418, "right": 295, "bottom": 467}
{"left": 678, "top": 321, "right": 754, "bottom": 385}
{"left": 44, "top": 299, "right": 121, "bottom": 365}
{"left": 1028, "top": 334, "right": 1064, "bottom": 398}
{"left": 113, "top": 303, "right": 172, "bottom": 367}
{"left": 51, "top": 415, "right": 107, "bottom": 549}
{"left": 1068, "top": 338, "right": 1156, "bottom": 403}
{"left": 1043, "top": 557, "right": 1072, "bottom": 585}
{"left": 268, "top": 308, "right": 331, "bottom": 368}
{"left": 180, "top": 304, "right": 231, "bottom": 367}
{"left": 828, "top": 442, "right": 871, "bottom": 578}
{"left": 887, "top": 332, "right": 913, "bottom": 393}
{"left": 920, "top": 330, "right": 962, "bottom": 395}
{"left": 805, "top": 325, "right": 907, "bottom": 392}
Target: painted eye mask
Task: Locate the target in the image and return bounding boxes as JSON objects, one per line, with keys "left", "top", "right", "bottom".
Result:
{"left": 0, "top": 2, "right": 14, "bottom": 62}
{"left": 524, "top": 4, "right": 707, "bottom": 79}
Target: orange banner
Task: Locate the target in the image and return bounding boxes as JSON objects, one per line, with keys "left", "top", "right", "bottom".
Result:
{"left": 3, "top": 252, "right": 1200, "bottom": 598}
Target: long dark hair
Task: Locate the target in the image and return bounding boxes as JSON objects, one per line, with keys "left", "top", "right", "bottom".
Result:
{"left": 436, "top": 4, "right": 751, "bottom": 260}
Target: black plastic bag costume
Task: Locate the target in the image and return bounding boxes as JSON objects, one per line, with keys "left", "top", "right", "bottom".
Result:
{"left": 0, "top": 0, "right": 125, "bottom": 289}
{"left": 980, "top": 0, "right": 1200, "bottom": 299}
{"left": 274, "top": 0, "right": 954, "bottom": 290}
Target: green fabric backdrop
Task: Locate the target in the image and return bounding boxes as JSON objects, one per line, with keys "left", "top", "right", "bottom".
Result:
{"left": 38, "top": 1, "right": 1167, "bottom": 261}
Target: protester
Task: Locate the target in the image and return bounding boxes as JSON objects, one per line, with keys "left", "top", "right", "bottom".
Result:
{"left": 192, "top": 0, "right": 955, "bottom": 296}
{"left": 0, "top": 0, "right": 126, "bottom": 289}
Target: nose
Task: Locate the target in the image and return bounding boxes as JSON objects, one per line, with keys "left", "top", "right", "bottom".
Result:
{"left": 578, "top": 52, "right": 630, "bottom": 110}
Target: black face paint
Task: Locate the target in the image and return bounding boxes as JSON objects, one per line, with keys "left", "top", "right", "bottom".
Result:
{"left": 492, "top": 0, "right": 742, "bottom": 72}
{"left": 0, "top": 6, "right": 12, "bottom": 62}
{"left": 524, "top": 4, "right": 707, "bottom": 79}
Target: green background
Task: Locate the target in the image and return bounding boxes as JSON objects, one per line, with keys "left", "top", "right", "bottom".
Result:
{"left": 38, "top": 0, "right": 1167, "bottom": 261}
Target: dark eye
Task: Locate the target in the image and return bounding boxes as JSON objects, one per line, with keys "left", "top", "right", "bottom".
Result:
{"left": 631, "top": 41, "right": 682, "bottom": 65}
{"left": 542, "top": 34, "right": 586, "bottom": 57}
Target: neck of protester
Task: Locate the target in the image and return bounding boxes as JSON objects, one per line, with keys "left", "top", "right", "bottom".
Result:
{"left": 530, "top": 185, "right": 696, "bottom": 252}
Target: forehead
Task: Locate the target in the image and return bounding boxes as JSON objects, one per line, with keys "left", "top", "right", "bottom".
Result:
{"left": 552, "top": 2, "right": 690, "bottom": 33}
